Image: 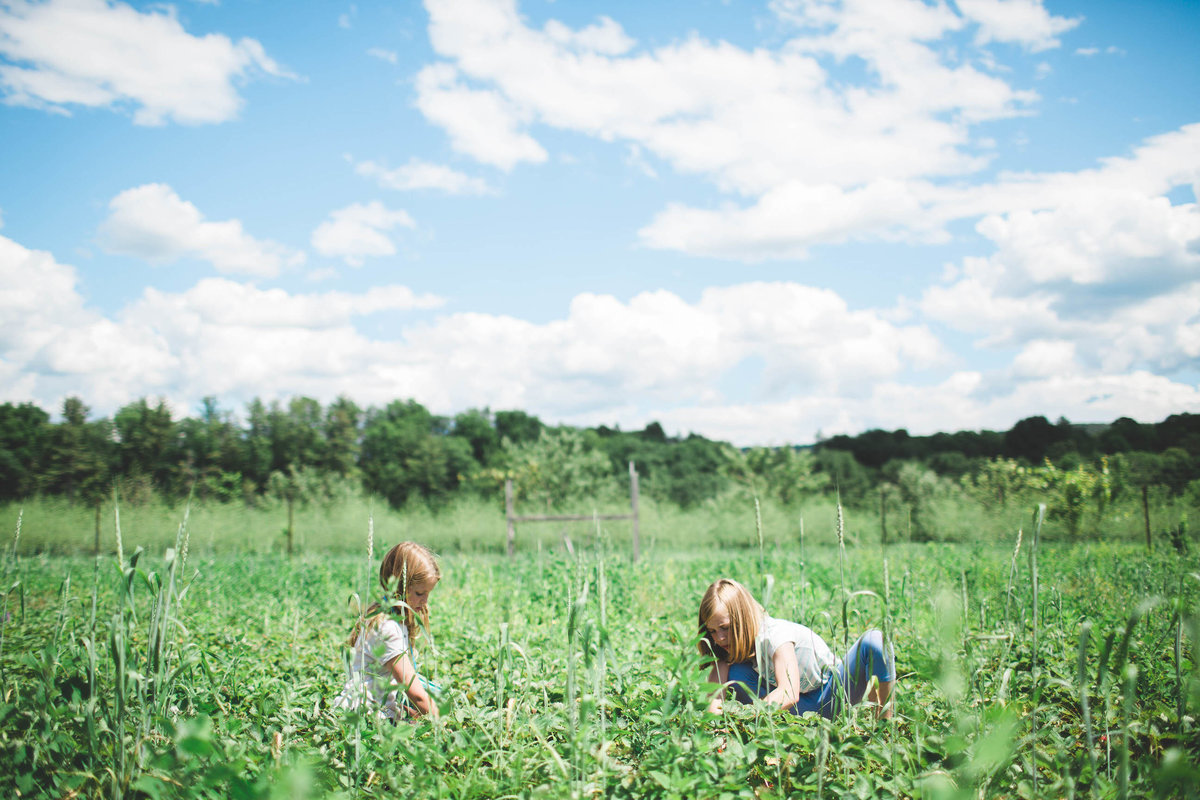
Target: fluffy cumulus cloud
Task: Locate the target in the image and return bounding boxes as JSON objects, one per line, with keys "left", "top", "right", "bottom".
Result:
{"left": 954, "top": 0, "right": 1081, "bottom": 51}
{"left": 0, "top": 231, "right": 957, "bottom": 441}
{"left": 5, "top": 225, "right": 1200, "bottom": 442}
{"left": 334, "top": 281, "right": 952, "bottom": 430}
{"left": 0, "top": 0, "right": 294, "bottom": 125}
{"left": 354, "top": 157, "right": 492, "bottom": 195}
{"left": 97, "top": 184, "right": 305, "bottom": 277}
{"left": 411, "top": 0, "right": 1065, "bottom": 259}
{"left": 414, "top": 62, "right": 547, "bottom": 171}
{"left": 0, "top": 232, "right": 446, "bottom": 413}
{"left": 310, "top": 201, "right": 417, "bottom": 266}
{"left": 0, "top": 233, "right": 176, "bottom": 409}
{"left": 922, "top": 126, "right": 1200, "bottom": 380}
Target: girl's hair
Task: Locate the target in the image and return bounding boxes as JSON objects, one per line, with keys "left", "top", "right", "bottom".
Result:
{"left": 698, "top": 578, "right": 762, "bottom": 664}
{"left": 349, "top": 541, "right": 441, "bottom": 646}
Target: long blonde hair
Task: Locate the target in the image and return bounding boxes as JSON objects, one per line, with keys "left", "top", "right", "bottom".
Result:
{"left": 698, "top": 578, "right": 762, "bottom": 663}
{"left": 349, "top": 541, "right": 441, "bottom": 646}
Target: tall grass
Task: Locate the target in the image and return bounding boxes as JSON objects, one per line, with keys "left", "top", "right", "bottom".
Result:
{"left": 2, "top": 498, "right": 1199, "bottom": 798}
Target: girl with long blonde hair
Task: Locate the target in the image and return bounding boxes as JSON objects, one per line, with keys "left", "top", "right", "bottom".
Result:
{"left": 699, "top": 578, "right": 893, "bottom": 718}
{"left": 335, "top": 541, "right": 442, "bottom": 721}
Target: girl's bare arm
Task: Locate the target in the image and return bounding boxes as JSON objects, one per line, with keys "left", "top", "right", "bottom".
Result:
{"left": 762, "top": 646, "right": 801, "bottom": 709}
{"left": 387, "top": 652, "right": 439, "bottom": 720}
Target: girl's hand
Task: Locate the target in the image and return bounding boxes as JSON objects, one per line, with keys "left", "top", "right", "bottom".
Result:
{"left": 387, "top": 652, "right": 439, "bottom": 719}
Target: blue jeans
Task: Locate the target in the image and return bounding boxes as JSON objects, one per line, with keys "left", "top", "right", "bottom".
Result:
{"left": 727, "top": 629, "right": 894, "bottom": 718}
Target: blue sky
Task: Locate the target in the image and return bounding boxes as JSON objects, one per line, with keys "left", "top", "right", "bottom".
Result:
{"left": 1, "top": 0, "right": 1198, "bottom": 446}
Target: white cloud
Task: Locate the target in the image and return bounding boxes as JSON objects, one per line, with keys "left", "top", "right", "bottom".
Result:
{"left": 542, "top": 15, "right": 634, "bottom": 56}
{"left": 1011, "top": 339, "right": 1077, "bottom": 378}
{"left": 414, "top": 62, "right": 547, "bottom": 170}
{"left": 639, "top": 178, "right": 937, "bottom": 260}
{"left": 920, "top": 134, "right": 1200, "bottom": 380}
{"left": 0, "top": 233, "right": 176, "bottom": 410}
{"left": 640, "top": 123, "right": 1200, "bottom": 262}
{"left": 421, "top": 0, "right": 1030, "bottom": 196}
{"left": 391, "top": 282, "right": 949, "bottom": 420}
{"left": 651, "top": 369, "right": 1200, "bottom": 446}
{"left": 4, "top": 232, "right": 1199, "bottom": 444}
{"left": 310, "top": 201, "right": 416, "bottom": 266}
{"left": 414, "top": 0, "right": 1054, "bottom": 260}
{"left": 367, "top": 47, "right": 398, "bottom": 64}
{"left": 97, "top": 184, "right": 305, "bottom": 277}
{"left": 131, "top": 278, "right": 443, "bottom": 330}
{"left": 955, "top": 0, "right": 1081, "bottom": 52}
{"left": 0, "top": 233, "right": 445, "bottom": 414}
{"left": 0, "top": 0, "right": 295, "bottom": 125}
{"left": 354, "top": 157, "right": 493, "bottom": 195}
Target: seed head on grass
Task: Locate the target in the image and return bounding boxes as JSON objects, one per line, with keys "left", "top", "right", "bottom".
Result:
{"left": 114, "top": 489, "right": 124, "bottom": 566}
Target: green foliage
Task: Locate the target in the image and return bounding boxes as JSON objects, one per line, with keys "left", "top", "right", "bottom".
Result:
{"left": 501, "top": 427, "right": 617, "bottom": 510}
{"left": 0, "top": 401, "right": 50, "bottom": 501}
{"left": 2, "top": 512, "right": 1199, "bottom": 799}
{"left": 734, "top": 446, "right": 829, "bottom": 506}
{"left": 360, "top": 400, "right": 475, "bottom": 509}
{"left": 41, "top": 397, "right": 112, "bottom": 506}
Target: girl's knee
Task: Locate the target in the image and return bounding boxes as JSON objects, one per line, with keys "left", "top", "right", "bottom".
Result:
{"left": 857, "top": 630, "right": 894, "bottom": 680}
{"left": 726, "top": 661, "right": 763, "bottom": 704}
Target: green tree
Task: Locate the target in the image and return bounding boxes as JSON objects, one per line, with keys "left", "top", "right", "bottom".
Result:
{"left": 113, "top": 398, "right": 176, "bottom": 497}
{"left": 43, "top": 397, "right": 112, "bottom": 505}
{"left": 243, "top": 398, "right": 274, "bottom": 492}
{"left": 495, "top": 409, "right": 542, "bottom": 445}
{"left": 452, "top": 408, "right": 500, "bottom": 466}
{"left": 360, "top": 399, "right": 469, "bottom": 508}
{"left": 0, "top": 402, "right": 50, "bottom": 501}
{"left": 739, "top": 446, "right": 828, "bottom": 506}
{"left": 177, "top": 397, "right": 246, "bottom": 502}
{"left": 814, "top": 448, "right": 873, "bottom": 505}
{"left": 885, "top": 461, "right": 951, "bottom": 541}
{"left": 1040, "top": 460, "right": 1106, "bottom": 537}
{"left": 962, "top": 457, "right": 1048, "bottom": 509}
{"left": 1004, "top": 415, "right": 1064, "bottom": 464}
{"left": 503, "top": 427, "right": 615, "bottom": 510}
{"left": 323, "top": 395, "right": 362, "bottom": 478}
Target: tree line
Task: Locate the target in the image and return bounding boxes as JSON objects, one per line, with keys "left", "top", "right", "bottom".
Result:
{"left": 2, "top": 396, "right": 1199, "bottom": 539}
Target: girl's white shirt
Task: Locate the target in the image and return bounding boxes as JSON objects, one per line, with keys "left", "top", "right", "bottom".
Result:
{"left": 334, "top": 616, "right": 413, "bottom": 721}
{"left": 754, "top": 614, "right": 838, "bottom": 694}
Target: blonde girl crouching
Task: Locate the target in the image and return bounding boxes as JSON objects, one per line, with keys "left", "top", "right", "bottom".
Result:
{"left": 335, "top": 542, "right": 442, "bottom": 721}
{"left": 698, "top": 578, "right": 894, "bottom": 719}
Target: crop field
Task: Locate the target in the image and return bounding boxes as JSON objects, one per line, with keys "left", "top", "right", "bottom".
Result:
{"left": 1, "top": 505, "right": 1199, "bottom": 799}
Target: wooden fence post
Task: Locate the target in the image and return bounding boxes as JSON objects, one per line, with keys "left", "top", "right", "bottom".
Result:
{"left": 505, "top": 478, "right": 516, "bottom": 557}
{"left": 505, "top": 471, "right": 639, "bottom": 558}
{"left": 286, "top": 493, "right": 295, "bottom": 557}
{"left": 629, "top": 461, "right": 640, "bottom": 563}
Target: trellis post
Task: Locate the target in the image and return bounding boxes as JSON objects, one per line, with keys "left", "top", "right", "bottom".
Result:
{"left": 504, "top": 463, "right": 641, "bottom": 560}
{"left": 629, "top": 460, "right": 640, "bottom": 563}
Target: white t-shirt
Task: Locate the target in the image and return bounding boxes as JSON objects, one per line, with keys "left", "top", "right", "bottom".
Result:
{"left": 754, "top": 615, "right": 838, "bottom": 694}
{"left": 334, "top": 617, "right": 413, "bottom": 721}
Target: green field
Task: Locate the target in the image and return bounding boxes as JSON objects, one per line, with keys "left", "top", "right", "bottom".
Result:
{"left": 1, "top": 503, "right": 1199, "bottom": 798}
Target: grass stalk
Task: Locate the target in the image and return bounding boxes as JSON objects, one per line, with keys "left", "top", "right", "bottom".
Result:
{"left": 754, "top": 496, "right": 765, "bottom": 594}
{"left": 1077, "top": 621, "right": 1097, "bottom": 790}
{"left": 1029, "top": 504, "right": 1044, "bottom": 798}
{"left": 799, "top": 513, "right": 806, "bottom": 622}
{"left": 836, "top": 496, "right": 847, "bottom": 647}
{"left": 1004, "top": 527, "right": 1022, "bottom": 628}
{"left": 1119, "top": 664, "right": 1137, "bottom": 800}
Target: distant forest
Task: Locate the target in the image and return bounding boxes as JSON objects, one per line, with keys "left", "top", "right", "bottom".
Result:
{"left": 3, "top": 396, "right": 1200, "bottom": 536}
